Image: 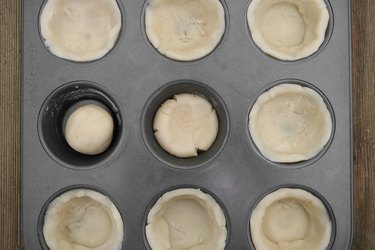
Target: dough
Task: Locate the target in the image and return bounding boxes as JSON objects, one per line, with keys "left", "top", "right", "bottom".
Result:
{"left": 145, "top": 0, "right": 225, "bottom": 61}
{"left": 43, "top": 189, "right": 123, "bottom": 250}
{"left": 250, "top": 188, "right": 332, "bottom": 250}
{"left": 249, "top": 84, "right": 332, "bottom": 163}
{"left": 153, "top": 93, "right": 219, "bottom": 158}
{"left": 40, "top": 0, "right": 121, "bottom": 61}
{"left": 65, "top": 104, "right": 114, "bottom": 155}
{"left": 146, "top": 188, "right": 227, "bottom": 250}
{"left": 247, "top": 0, "right": 329, "bottom": 60}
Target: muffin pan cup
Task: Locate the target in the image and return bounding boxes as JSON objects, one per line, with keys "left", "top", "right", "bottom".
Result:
{"left": 22, "top": 0, "right": 352, "bottom": 249}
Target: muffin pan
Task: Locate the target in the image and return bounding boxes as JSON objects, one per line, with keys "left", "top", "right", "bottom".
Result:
{"left": 22, "top": 0, "right": 352, "bottom": 249}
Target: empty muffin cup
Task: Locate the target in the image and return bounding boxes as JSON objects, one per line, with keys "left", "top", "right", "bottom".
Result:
{"left": 248, "top": 82, "right": 333, "bottom": 164}
{"left": 142, "top": 80, "right": 229, "bottom": 168}
{"left": 145, "top": 188, "right": 227, "bottom": 250}
{"left": 249, "top": 188, "right": 333, "bottom": 250}
{"left": 39, "top": 0, "right": 122, "bottom": 62}
{"left": 247, "top": 0, "right": 330, "bottom": 60}
{"left": 38, "top": 81, "right": 123, "bottom": 168}
{"left": 41, "top": 188, "right": 124, "bottom": 250}
{"left": 144, "top": 0, "right": 226, "bottom": 61}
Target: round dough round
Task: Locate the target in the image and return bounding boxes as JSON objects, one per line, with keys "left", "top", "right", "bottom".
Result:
{"left": 247, "top": 0, "right": 329, "bottom": 60}
{"left": 43, "top": 189, "right": 123, "bottom": 250}
{"left": 250, "top": 188, "right": 332, "bottom": 250}
{"left": 248, "top": 83, "right": 332, "bottom": 163}
{"left": 146, "top": 188, "right": 227, "bottom": 250}
{"left": 153, "top": 93, "right": 219, "bottom": 158}
{"left": 40, "top": 0, "right": 121, "bottom": 61}
{"left": 145, "top": 0, "right": 225, "bottom": 61}
{"left": 65, "top": 103, "right": 114, "bottom": 155}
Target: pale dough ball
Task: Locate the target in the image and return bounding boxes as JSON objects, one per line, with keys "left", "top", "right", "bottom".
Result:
{"left": 249, "top": 84, "right": 332, "bottom": 163}
{"left": 153, "top": 93, "right": 219, "bottom": 158}
{"left": 43, "top": 189, "right": 124, "bottom": 250}
{"left": 145, "top": 0, "right": 225, "bottom": 61}
{"left": 40, "top": 0, "right": 121, "bottom": 61}
{"left": 247, "top": 0, "right": 329, "bottom": 60}
{"left": 250, "top": 188, "right": 332, "bottom": 250}
{"left": 146, "top": 188, "right": 227, "bottom": 250}
{"left": 65, "top": 104, "right": 114, "bottom": 155}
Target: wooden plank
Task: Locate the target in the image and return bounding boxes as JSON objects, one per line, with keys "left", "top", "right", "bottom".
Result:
{"left": 352, "top": 0, "right": 375, "bottom": 249}
{"left": 0, "top": 0, "right": 20, "bottom": 249}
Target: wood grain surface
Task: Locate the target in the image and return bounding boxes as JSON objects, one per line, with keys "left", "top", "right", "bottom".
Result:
{"left": 352, "top": 0, "right": 375, "bottom": 249}
{"left": 0, "top": 0, "right": 374, "bottom": 249}
{"left": 0, "top": 0, "right": 21, "bottom": 249}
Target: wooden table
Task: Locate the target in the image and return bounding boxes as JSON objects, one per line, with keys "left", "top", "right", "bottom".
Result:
{"left": 1, "top": 0, "right": 374, "bottom": 249}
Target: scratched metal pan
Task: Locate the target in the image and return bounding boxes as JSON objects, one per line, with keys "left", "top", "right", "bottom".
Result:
{"left": 21, "top": 0, "right": 352, "bottom": 249}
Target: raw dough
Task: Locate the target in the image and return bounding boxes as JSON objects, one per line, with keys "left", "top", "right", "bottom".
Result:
{"left": 43, "top": 189, "right": 123, "bottom": 250}
{"left": 65, "top": 104, "right": 114, "bottom": 155}
{"left": 247, "top": 0, "right": 329, "bottom": 60}
{"left": 146, "top": 188, "right": 227, "bottom": 250}
{"left": 145, "top": 0, "right": 225, "bottom": 61}
{"left": 250, "top": 188, "right": 332, "bottom": 250}
{"left": 249, "top": 84, "right": 332, "bottom": 163}
{"left": 40, "top": 0, "right": 121, "bottom": 61}
{"left": 153, "top": 93, "right": 219, "bottom": 158}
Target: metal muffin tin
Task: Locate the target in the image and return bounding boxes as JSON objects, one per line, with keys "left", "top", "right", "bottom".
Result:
{"left": 22, "top": 0, "right": 353, "bottom": 249}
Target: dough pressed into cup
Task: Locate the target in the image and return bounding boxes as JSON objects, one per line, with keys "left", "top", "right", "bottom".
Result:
{"left": 64, "top": 103, "right": 114, "bottom": 155}
{"left": 250, "top": 188, "right": 332, "bottom": 250}
{"left": 40, "top": 0, "right": 121, "bottom": 61}
{"left": 145, "top": 0, "right": 225, "bottom": 61}
{"left": 248, "top": 83, "right": 332, "bottom": 163}
{"left": 247, "top": 0, "right": 329, "bottom": 60}
{"left": 43, "top": 189, "right": 123, "bottom": 250}
{"left": 153, "top": 93, "right": 219, "bottom": 158}
{"left": 146, "top": 188, "right": 227, "bottom": 250}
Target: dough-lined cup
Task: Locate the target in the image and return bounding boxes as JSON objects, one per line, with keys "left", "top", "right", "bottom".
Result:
{"left": 144, "top": 0, "right": 226, "bottom": 61}
{"left": 249, "top": 187, "right": 334, "bottom": 250}
{"left": 39, "top": 0, "right": 122, "bottom": 62}
{"left": 248, "top": 82, "right": 333, "bottom": 164}
{"left": 40, "top": 188, "right": 124, "bottom": 250}
{"left": 145, "top": 188, "right": 228, "bottom": 250}
{"left": 247, "top": 0, "right": 330, "bottom": 60}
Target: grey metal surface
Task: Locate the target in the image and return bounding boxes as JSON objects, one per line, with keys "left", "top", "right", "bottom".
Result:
{"left": 22, "top": 0, "right": 352, "bottom": 249}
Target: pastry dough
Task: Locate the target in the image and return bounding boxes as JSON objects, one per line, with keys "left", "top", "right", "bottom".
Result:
{"left": 145, "top": 0, "right": 225, "bottom": 61}
{"left": 247, "top": 0, "right": 329, "bottom": 60}
{"left": 153, "top": 93, "right": 219, "bottom": 158}
{"left": 250, "top": 188, "right": 332, "bottom": 250}
{"left": 146, "top": 188, "right": 227, "bottom": 250}
{"left": 43, "top": 189, "right": 123, "bottom": 250}
{"left": 249, "top": 84, "right": 332, "bottom": 163}
{"left": 40, "top": 0, "right": 121, "bottom": 61}
{"left": 65, "top": 104, "right": 114, "bottom": 155}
